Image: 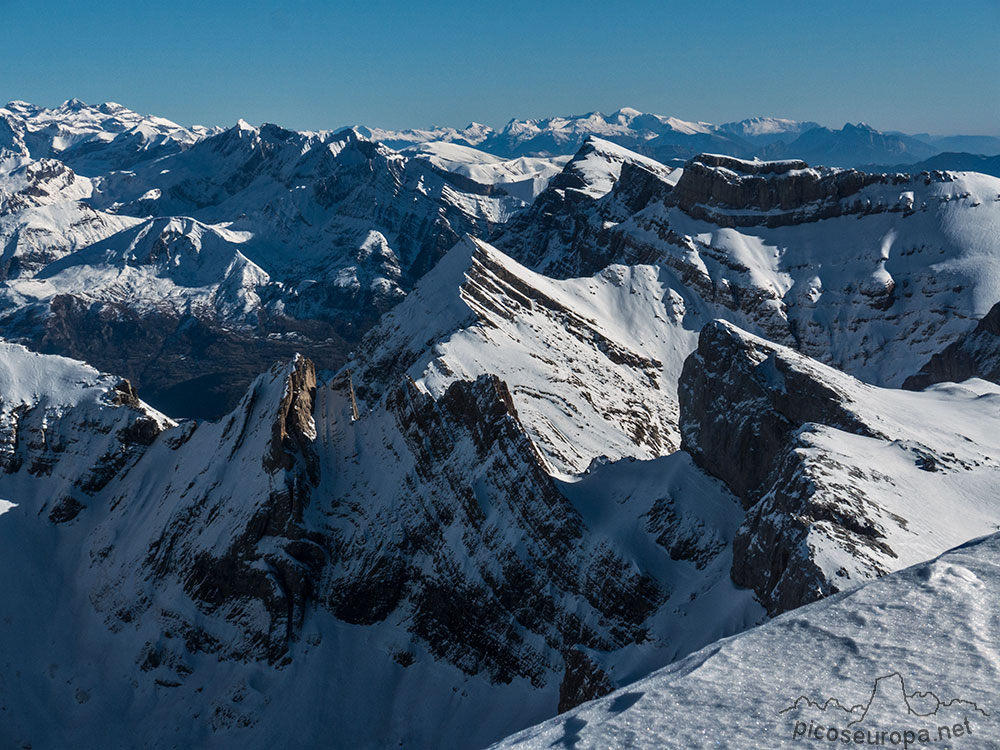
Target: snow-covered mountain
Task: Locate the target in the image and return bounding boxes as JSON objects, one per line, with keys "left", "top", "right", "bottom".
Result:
{"left": 3, "top": 299, "right": 1000, "bottom": 748}
{"left": 400, "top": 141, "right": 570, "bottom": 201}
{"left": 680, "top": 320, "right": 1000, "bottom": 614}
{"left": 365, "top": 108, "right": 765, "bottom": 163}
{"left": 716, "top": 116, "right": 821, "bottom": 145}
{"left": 762, "top": 122, "right": 939, "bottom": 167}
{"left": 0, "top": 336, "right": 761, "bottom": 748}
{"left": 2, "top": 101, "right": 998, "bottom": 421}
{"left": 359, "top": 108, "right": 997, "bottom": 167}
{"left": 498, "top": 144, "right": 1000, "bottom": 390}
{"left": 0, "top": 99, "right": 216, "bottom": 174}
{"left": 0, "top": 105, "right": 528, "bottom": 418}
{"left": 2, "top": 100, "right": 1000, "bottom": 749}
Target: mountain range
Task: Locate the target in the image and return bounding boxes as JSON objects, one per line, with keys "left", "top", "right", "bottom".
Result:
{"left": 1, "top": 99, "right": 1000, "bottom": 749}
{"left": 361, "top": 107, "right": 1000, "bottom": 167}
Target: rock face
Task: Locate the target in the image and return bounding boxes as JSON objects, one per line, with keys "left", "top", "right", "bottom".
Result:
{"left": 665, "top": 153, "right": 914, "bottom": 227}
{"left": 678, "top": 320, "right": 877, "bottom": 503}
{"left": 679, "top": 320, "right": 1000, "bottom": 616}
{"left": 904, "top": 301, "right": 1000, "bottom": 389}
{"left": 84, "top": 354, "right": 671, "bottom": 726}
{"left": 0, "top": 342, "right": 171, "bottom": 502}
{"left": 557, "top": 649, "right": 614, "bottom": 713}
{"left": 494, "top": 137, "right": 675, "bottom": 278}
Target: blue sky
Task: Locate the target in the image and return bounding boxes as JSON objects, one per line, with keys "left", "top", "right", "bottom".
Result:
{"left": 4, "top": 0, "right": 998, "bottom": 134}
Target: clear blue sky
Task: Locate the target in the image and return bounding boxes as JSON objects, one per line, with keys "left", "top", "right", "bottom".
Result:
{"left": 4, "top": 0, "right": 998, "bottom": 134}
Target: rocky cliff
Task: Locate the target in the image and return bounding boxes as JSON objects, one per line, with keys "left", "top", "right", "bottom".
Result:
{"left": 904, "top": 301, "right": 1000, "bottom": 389}
{"left": 679, "top": 320, "right": 1000, "bottom": 615}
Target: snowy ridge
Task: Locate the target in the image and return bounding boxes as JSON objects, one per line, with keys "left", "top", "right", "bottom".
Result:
{"left": 0, "top": 342, "right": 171, "bottom": 514}
{"left": 359, "top": 108, "right": 977, "bottom": 168}
{"left": 1, "top": 99, "right": 216, "bottom": 174}
{"left": 401, "top": 141, "right": 570, "bottom": 201}
{"left": 491, "top": 532, "right": 1000, "bottom": 749}
{"left": 360, "top": 108, "right": 750, "bottom": 162}
{"left": 349, "top": 237, "right": 693, "bottom": 474}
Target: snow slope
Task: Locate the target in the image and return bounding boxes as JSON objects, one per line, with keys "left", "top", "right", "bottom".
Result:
{"left": 401, "top": 141, "right": 570, "bottom": 201}
{"left": 492, "top": 532, "right": 1000, "bottom": 749}
{"left": 348, "top": 236, "right": 700, "bottom": 475}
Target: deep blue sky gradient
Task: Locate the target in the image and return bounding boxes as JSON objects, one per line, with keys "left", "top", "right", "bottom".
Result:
{"left": 4, "top": 0, "right": 998, "bottom": 134}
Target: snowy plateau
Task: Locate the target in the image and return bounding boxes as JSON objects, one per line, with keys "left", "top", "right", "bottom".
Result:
{"left": 1, "top": 100, "right": 1000, "bottom": 749}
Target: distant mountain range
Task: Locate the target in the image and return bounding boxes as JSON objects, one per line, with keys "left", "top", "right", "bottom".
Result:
{"left": 359, "top": 107, "right": 1000, "bottom": 168}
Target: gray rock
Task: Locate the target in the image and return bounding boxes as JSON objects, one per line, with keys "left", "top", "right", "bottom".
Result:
{"left": 904, "top": 301, "right": 1000, "bottom": 389}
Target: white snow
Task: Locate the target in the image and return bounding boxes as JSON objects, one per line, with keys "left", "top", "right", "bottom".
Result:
{"left": 492, "top": 532, "right": 1000, "bottom": 749}
{"left": 403, "top": 141, "right": 570, "bottom": 200}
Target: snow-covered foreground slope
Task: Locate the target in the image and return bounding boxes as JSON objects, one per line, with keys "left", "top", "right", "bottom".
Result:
{"left": 492, "top": 531, "right": 1000, "bottom": 749}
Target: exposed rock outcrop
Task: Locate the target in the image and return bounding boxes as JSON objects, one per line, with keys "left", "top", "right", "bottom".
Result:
{"left": 679, "top": 320, "right": 876, "bottom": 503}
{"left": 678, "top": 320, "right": 1000, "bottom": 616}
{"left": 666, "top": 153, "right": 919, "bottom": 227}
{"left": 558, "top": 649, "right": 614, "bottom": 713}
{"left": 0, "top": 343, "right": 171, "bottom": 499}
{"left": 493, "top": 137, "right": 675, "bottom": 278}
{"left": 263, "top": 354, "right": 318, "bottom": 480}
{"left": 904, "top": 301, "right": 1000, "bottom": 389}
